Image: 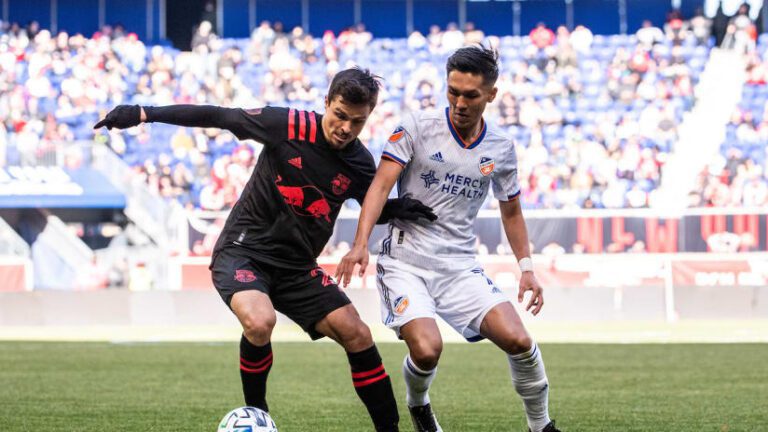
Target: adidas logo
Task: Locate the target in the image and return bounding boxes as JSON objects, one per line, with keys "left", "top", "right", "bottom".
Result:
{"left": 429, "top": 152, "right": 445, "bottom": 163}
{"left": 288, "top": 157, "right": 302, "bottom": 169}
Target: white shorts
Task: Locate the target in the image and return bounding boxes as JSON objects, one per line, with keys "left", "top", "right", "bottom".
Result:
{"left": 375, "top": 254, "right": 510, "bottom": 341}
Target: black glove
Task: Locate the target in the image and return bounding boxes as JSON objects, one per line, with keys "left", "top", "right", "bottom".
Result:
{"left": 377, "top": 197, "right": 437, "bottom": 224}
{"left": 94, "top": 105, "right": 142, "bottom": 130}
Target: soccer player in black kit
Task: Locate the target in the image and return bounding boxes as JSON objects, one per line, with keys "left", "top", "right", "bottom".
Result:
{"left": 96, "top": 68, "right": 436, "bottom": 431}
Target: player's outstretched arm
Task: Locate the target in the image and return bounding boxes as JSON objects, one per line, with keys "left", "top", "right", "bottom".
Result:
{"left": 94, "top": 104, "right": 251, "bottom": 137}
{"left": 335, "top": 159, "right": 403, "bottom": 287}
{"left": 93, "top": 105, "right": 143, "bottom": 130}
{"left": 499, "top": 197, "right": 545, "bottom": 315}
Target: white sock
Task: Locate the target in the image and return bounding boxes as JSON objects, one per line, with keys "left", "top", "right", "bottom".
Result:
{"left": 403, "top": 354, "right": 437, "bottom": 407}
{"left": 508, "top": 343, "right": 551, "bottom": 432}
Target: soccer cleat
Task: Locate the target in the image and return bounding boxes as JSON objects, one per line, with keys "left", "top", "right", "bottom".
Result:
{"left": 529, "top": 420, "right": 561, "bottom": 432}
{"left": 408, "top": 404, "right": 442, "bottom": 432}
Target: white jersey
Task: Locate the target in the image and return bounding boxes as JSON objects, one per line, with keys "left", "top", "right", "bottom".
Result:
{"left": 380, "top": 108, "right": 520, "bottom": 270}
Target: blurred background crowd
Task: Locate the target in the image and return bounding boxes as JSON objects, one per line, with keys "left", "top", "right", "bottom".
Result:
{"left": 0, "top": 3, "right": 765, "bottom": 214}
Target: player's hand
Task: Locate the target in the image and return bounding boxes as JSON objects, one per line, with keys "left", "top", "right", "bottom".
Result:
{"left": 94, "top": 105, "right": 142, "bottom": 130}
{"left": 517, "top": 271, "right": 544, "bottom": 316}
{"left": 377, "top": 197, "right": 437, "bottom": 224}
{"left": 335, "top": 245, "right": 369, "bottom": 288}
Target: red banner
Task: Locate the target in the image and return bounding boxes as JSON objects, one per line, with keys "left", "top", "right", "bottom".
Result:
{"left": 0, "top": 262, "right": 29, "bottom": 292}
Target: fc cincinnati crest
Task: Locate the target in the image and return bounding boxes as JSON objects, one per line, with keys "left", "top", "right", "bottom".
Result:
{"left": 393, "top": 295, "right": 410, "bottom": 315}
{"left": 479, "top": 157, "right": 495, "bottom": 176}
{"left": 331, "top": 173, "right": 351, "bottom": 195}
{"left": 388, "top": 126, "right": 405, "bottom": 143}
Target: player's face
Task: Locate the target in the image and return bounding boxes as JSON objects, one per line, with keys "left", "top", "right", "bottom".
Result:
{"left": 322, "top": 96, "right": 372, "bottom": 150}
{"left": 446, "top": 70, "right": 497, "bottom": 133}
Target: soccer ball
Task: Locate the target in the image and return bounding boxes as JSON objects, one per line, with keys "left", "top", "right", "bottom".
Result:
{"left": 217, "top": 406, "right": 278, "bottom": 432}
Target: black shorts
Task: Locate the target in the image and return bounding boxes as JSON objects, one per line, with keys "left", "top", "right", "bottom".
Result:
{"left": 211, "top": 247, "right": 351, "bottom": 340}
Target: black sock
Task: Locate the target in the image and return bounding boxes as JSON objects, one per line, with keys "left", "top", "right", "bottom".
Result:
{"left": 239, "top": 335, "right": 272, "bottom": 412}
{"left": 348, "top": 345, "right": 400, "bottom": 431}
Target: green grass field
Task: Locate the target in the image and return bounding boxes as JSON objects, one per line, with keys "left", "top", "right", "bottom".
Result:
{"left": 1, "top": 342, "right": 766, "bottom": 431}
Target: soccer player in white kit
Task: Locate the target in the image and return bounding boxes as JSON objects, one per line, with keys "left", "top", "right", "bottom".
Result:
{"left": 336, "top": 46, "right": 559, "bottom": 432}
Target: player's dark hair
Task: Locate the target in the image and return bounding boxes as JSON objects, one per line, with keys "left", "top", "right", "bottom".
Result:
{"left": 327, "top": 67, "right": 382, "bottom": 109}
{"left": 446, "top": 45, "right": 499, "bottom": 86}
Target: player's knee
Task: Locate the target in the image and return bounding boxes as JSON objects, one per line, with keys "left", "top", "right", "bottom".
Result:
{"left": 241, "top": 315, "right": 276, "bottom": 345}
{"left": 502, "top": 332, "right": 533, "bottom": 355}
{"left": 340, "top": 321, "right": 373, "bottom": 351}
{"left": 409, "top": 340, "right": 442, "bottom": 370}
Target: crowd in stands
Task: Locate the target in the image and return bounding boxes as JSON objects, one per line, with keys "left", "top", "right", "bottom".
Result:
{"left": 690, "top": 29, "right": 768, "bottom": 208}
{"left": 2, "top": 8, "right": 763, "bottom": 215}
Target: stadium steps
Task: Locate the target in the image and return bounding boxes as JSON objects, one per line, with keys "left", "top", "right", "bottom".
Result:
{"left": 655, "top": 48, "right": 747, "bottom": 209}
{"left": 0, "top": 215, "right": 30, "bottom": 257}
{"left": 90, "top": 144, "right": 188, "bottom": 288}
{"left": 31, "top": 210, "right": 94, "bottom": 290}
{"left": 90, "top": 144, "right": 186, "bottom": 251}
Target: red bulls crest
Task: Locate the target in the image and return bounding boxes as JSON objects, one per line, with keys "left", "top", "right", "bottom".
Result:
{"left": 331, "top": 173, "right": 351, "bottom": 195}
{"left": 235, "top": 269, "right": 257, "bottom": 283}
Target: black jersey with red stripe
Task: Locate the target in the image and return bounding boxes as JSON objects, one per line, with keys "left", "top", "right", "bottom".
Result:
{"left": 210, "top": 106, "right": 376, "bottom": 269}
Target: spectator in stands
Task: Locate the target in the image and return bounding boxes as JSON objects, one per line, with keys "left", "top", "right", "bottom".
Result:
{"left": 427, "top": 25, "right": 443, "bottom": 53}
{"left": 191, "top": 20, "right": 217, "bottom": 50}
{"left": 665, "top": 9, "right": 689, "bottom": 46}
{"left": 530, "top": 22, "right": 555, "bottom": 50}
{"left": 249, "top": 20, "right": 275, "bottom": 63}
{"left": 347, "top": 23, "right": 373, "bottom": 52}
{"left": 689, "top": 7, "right": 713, "bottom": 46}
{"left": 407, "top": 30, "right": 427, "bottom": 51}
{"left": 442, "top": 22, "right": 465, "bottom": 51}
{"left": 555, "top": 26, "right": 578, "bottom": 68}
{"left": 201, "top": 0, "right": 217, "bottom": 33}
{"left": 722, "top": 3, "right": 757, "bottom": 54}
{"left": 637, "top": 20, "right": 665, "bottom": 49}
{"left": 463, "top": 22, "right": 484, "bottom": 45}
{"left": 26, "top": 20, "right": 40, "bottom": 39}
{"left": 569, "top": 25, "right": 593, "bottom": 55}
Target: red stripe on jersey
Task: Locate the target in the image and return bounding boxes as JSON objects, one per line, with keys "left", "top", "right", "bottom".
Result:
{"left": 288, "top": 109, "right": 296, "bottom": 140}
{"left": 240, "top": 353, "right": 273, "bottom": 369}
{"left": 298, "top": 110, "right": 307, "bottom": 141}
{"left": 308, "top": 112, "right": 317, "bottom": 143}
{"left": 353, "top": 372, "right": 388, "bottom": 388}
{"left": 351, "top": 364, "right": 385, "bottom": 379}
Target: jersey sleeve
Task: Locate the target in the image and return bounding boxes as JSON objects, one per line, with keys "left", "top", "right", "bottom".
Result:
{"left": 229, "top": 106, "right": 290, "bottom": 146}
{"left": 381, "top": 111, "right": 417, "bottom": 167}
{"left": 491, "top": 138, "right": 522, "bottom": 201}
